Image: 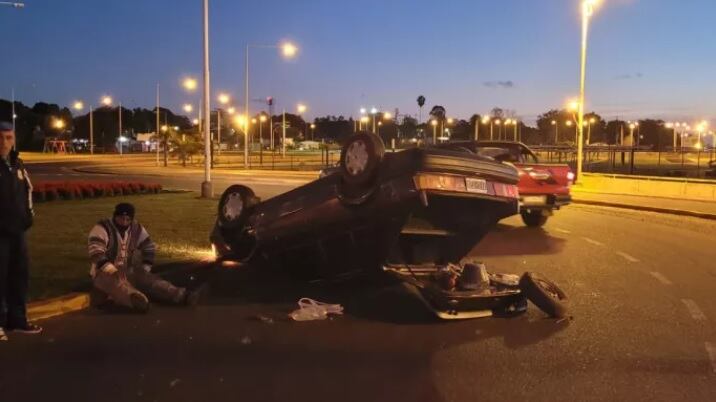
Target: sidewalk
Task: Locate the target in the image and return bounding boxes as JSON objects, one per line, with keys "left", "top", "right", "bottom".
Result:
{"left": 571, "top": 189, "right": 716, "bottom": 220}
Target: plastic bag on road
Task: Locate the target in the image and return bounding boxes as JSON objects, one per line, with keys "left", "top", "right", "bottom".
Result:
{"left": 289, "top": 298, "right": 344, "bottom": 321}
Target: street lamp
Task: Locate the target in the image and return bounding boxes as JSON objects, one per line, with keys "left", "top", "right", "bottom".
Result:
{"left": 310, "top": 122, "right": 316, "bottom": 140}
{"left": 494, "top": 119, "right": 502, "bottom": 140}
{"left": 245, "top": 40, "right": 299, "bottom": 168}
{"left": 481, "top": 116, "right": 491, "bottom": 140}
{"left": 575, "top": 0, "right": 601, "bottom": 180}
{"left": 430, "top": 119, "right": 438, "bottom": 144}
{"left": 297, "top": 103, "right": 307, "bottom": 139}
{"left": 183, "top": 104, "right": 193, "bottom": 114}
{"left": 53, "top": 118, "right": 65, "bottom": 130}
{"left": 182, "top": 77, "right": 198, "bottom": 92}
{"left": 370, "top": 107, "right": 378, "bottom": 133}
{"left": 216, "top": 93, "right": 230, "bottom": 156}
{"left": 100, "top": 95, "right": 124, "bottom": 155}
{"left": 551, "top": 120, "right": 559, "bottom": 144}
{"left": 360, "top": 116, "right": 369, "bottom": 131}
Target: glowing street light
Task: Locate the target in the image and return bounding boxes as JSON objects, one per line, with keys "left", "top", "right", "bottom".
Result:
{"left": 280, "top": 41, "right": 299, "bottom": 59}
{"left": 53, "top": 118, "right": 65, "bottom": 130}
{"left": 101, "top": 96, "right": 112, "bottom": 106}
{"left": 359, "top": 116, "right": 369, "bottom": 131}
{"left": 217, "top": 93, "right": 230, "bottom": 105}
{"left": 183, "top": 104, "right": 193, "bottom": 113}
{"left": 227, "top": 107, "right": 236, "bottom": 115}
{"left": 73, "top": 101, "right": 84, "bottom": 110}
{"left": 297, "top": 103, "right": 307, "bottom": 114}
{"left": 182, "top": 77, "right": 198, "bottom": 92}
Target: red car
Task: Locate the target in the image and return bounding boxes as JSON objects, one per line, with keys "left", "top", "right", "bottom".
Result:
{"left": 440, "top": 141, "right": 573, "bottom": 227}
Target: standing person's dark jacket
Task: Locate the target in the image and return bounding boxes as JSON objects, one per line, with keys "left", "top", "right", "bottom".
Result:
{"left": 0, "top": 150, "right": 34, "bottom": 236}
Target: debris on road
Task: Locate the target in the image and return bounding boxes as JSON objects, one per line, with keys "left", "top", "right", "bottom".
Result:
{"left": 255, "top": 314, "right": 274, "bottom": 324}
{"left": 289, "top": 298, "right": 344, "bottom": 321}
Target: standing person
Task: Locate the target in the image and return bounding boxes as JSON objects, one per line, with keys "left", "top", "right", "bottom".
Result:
{"left": 88, "top": 203, "right": 204, "bottom": 312}
{"left": 0, "top": 121, "right": 42, "bottom": 340}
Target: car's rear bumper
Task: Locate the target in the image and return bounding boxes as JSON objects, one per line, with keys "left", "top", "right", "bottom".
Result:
{"left": 519, "top": 193, "right": 572, "bottom": 210}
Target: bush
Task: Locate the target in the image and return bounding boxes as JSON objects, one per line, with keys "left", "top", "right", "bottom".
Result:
{"left": 31, "top": 181, "right": 162, "bottom": 203}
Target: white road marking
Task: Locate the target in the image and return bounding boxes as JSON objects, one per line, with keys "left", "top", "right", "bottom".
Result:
{"left": 649, "top": 271, "right": 672, "bottom": 285}
{"left": 555, "top": 228, "right": 571, "bottom": 234}
{"left": 705, "top": 342, "right": 716, "bottom": 374}
{"left": 682, "top": 299, "right": 707, "bottom": 321}
{"left": 616, "top": 251, "right": 640, "bottom": 263}
{"left": 582, "top": 237, "right": 604, "bottom": 246}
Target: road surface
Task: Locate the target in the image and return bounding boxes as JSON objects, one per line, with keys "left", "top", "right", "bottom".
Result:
{"left": 2, "top": 159, "right": 715, "bottom": 401}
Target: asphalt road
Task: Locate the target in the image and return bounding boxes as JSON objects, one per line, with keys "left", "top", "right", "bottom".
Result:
{"left": 2, "top": 160, "right": 715, "bottom": 402}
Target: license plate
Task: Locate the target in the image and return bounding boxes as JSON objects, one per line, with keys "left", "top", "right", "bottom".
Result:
{"left": 522, "top": 195, "right": 547, "bottom": 205}
{"left": 465, "top": 178, "right": 488, "bottom": 194}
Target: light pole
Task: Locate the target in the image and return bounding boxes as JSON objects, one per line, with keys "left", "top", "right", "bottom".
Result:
{"left": 297, "top": 103, "right": 307, "bottom": 139}
{"left": 200, "top": 0, "right": 212, "bottom": 198}
{"left": 310, "top": 123, "right": 316, "bottom": 140}
{"left": 217, "top": 93, "right": 230, "bottom": 157}
{"left": 360, "top": 116, "right": 369, "bottom": 132}
{"left": 551, "top": 120, "right": 558, "bottom": 144}
{"left": 431, "top": 120, "right": 437, "bottom": 144}
{"left": 576, "top": 0, "right": 600, "bottom": 181}
{"left": 245, "top": 41, "right": 298, "bottom": 168}
{"left": 481, "top": 116, "right": 491, "bottom": 141}
{"left": 100, "top": 96, "right": 125, "bottom": 154}
{"left": 72, "top": 101, "right": 85, "bottom": 153}
{"left": 370, "top": 107, "right": 378, "bottom": 133}
{"left": 494, "top": 119, "right": 502, "bottom": 140}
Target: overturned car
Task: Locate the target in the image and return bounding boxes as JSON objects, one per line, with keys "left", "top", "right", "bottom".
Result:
{"left": 211, "top": 132, "right": 567, "bottom": 319}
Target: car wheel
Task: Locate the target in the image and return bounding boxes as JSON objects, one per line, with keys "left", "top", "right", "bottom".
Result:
{"left": 217, "top": 185, "right": 257, "bottom": 230}
{"left": 519, "top": 272, "right": 568, "bottom": 318}
{"left": 340, "top": 132, "right": 385, "bottom": 186}
{"left": 521, "top": 210, "right": 548, "bottom": 227}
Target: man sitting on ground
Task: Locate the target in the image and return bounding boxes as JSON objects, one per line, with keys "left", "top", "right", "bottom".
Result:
{"left": 87, "top": 203, "right": 202, "bottom": 312}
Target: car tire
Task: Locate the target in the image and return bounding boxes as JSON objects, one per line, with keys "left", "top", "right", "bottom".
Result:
{"left": 519, "top": 272, "right": 568, "bottom": 318}
{"left": 217, "top": 185, "right": 257, "bottom": 230}
{"left": 521, "top": 210, "right": 548, "bottom": 227}
{"left": 340, "top": 132, "right": 385, "bottom": 186}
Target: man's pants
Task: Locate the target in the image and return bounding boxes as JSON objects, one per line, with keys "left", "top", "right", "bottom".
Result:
{"left": 0, "top": 234, "right": 29, "bottom": 328}
{"left": 93, "top": 265, "right": 186, "bottom": 308}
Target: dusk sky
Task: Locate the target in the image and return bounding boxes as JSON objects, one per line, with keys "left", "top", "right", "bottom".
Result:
{"left": 1, "top": 0, "right": 715, "bottom": 124}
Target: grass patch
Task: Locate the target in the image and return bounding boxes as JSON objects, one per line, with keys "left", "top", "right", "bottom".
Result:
{"left": 26, "top": 192, "right": 218, "bottom": 301}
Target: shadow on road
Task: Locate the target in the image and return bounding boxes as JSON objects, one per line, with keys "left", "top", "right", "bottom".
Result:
{"left": 472, "top": 223, "right": 567, "bottom": 257}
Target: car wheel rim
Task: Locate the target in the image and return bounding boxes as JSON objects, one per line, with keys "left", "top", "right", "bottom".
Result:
{"left": 222, "top": 193, "right": 244, "bottom": 221}
{"left": 345, "top": 140, "right": 369, "bottom": 176}
{"left": 537, "top": 279, "right": 561, "bottom": 300}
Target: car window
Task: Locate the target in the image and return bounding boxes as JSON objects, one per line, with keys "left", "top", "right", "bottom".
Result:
{"left": 476, "top": 147, "right": 520, "bottom": 162}
{"left": 521, "top": 149, "right": 539, "bottom": 164}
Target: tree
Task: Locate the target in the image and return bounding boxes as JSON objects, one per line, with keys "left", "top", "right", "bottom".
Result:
{"left": 399, "top": 115, "right": 418, "bottom": 139}
{"left": 417, "top": 95, "right": 426, "bottom": 123}
{"left": 429, "top": 105, "right": 446, "bottom": 122}
{"left": 170, "top": 131, "right": 202, "bottom": 167}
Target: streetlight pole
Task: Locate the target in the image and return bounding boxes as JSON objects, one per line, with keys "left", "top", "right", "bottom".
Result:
{"left": 244, "top": 42, "right": 298, "bottom": 168}
{"left": 576, "top": 0, "right": 599, "bottom": 181}
{"left": 118, "top": 101, "right": 123, "bottom": 155}
{"left": 201, "top": 0, "right": 212, "bottom": 198}
{"left": 155, "top": 84, "right": 160, "bottom": 166}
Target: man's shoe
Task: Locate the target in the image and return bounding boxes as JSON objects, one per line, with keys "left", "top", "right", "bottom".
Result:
{"left": 9, "top": 322, "right": 43, "bottom": 334}
{"left": 90, "top": 287, "right": 112, "bottom": 309}
{"left": 185, "top": 283, "right": 210, "bottom": 307}
{"left": 0, "top": 327, "right": 8, "bottom": 341}
{"left": 130, "top": 293, "right": 150, "bottom": 313}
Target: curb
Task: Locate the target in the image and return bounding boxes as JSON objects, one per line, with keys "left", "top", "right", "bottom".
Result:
{"left": 572, "top": 199, "right": 716, "bottom": 221}
{"left": 27, "top": 292, "right": 90, "bottom": 322}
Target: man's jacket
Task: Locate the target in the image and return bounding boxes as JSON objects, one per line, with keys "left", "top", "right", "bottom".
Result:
{"left": 0, "top": 150, "right": 33, "bottom": 236}
{"left": 87, "top": 219, "right": 156, "bottom": 276}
